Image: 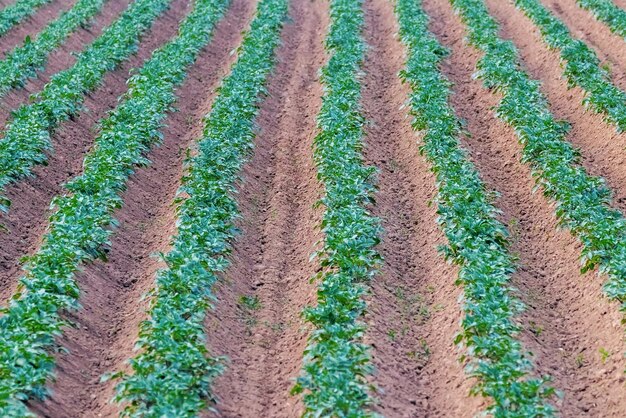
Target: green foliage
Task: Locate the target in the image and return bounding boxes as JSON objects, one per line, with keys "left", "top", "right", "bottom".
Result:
{"left": 513, "top": 0, "right": 626, "bottom": 131}
{"left": 396, "top": 0, "right": 554, "bottom": 415}
{"left": 0, "top": 0, "right": 106, "bottom": 97}
{"left": 111, "top": 0, "right": 286, "bottom": 415}
{"left": 239, "top": 295, "right": 262, "bottom": 310}
{"left": 577, "top": 0, "right": 626, "bottom": 39}
{"left": 291, "top": 0, "right": 381, "bottom": 415}
{"left": 599, "top": 347, "right": 611, "bottom": 363}
{"left": 0, "top": 0, "right": 229, "bottom": 414}
{"left": 452, "top": 0, "right": 626, "bottom": 379}
{"left": 0, "top": 0, "right": 175, "bottom": 213}
{"left": 0, "top": 0, "right": 50, "bottom": 37}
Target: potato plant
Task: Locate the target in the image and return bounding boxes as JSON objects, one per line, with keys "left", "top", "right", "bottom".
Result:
{"left": 513, "top": 0, "right": 626, "bottom": 131}
{"left": 0, "top": 0, "right": 175, "bottom": 213}
{"left": 0, "top": 0, "right": 51, "bottom": 37}
{"left": 112, "top": 0, "right": 287, "bottom": 415}
{"left": 0, "top": 0, "right": 229, "bottom": 414}
{"left": 0, "top": 0, "right": 107, "bottom": 97}
{"left": 396, "top": 0, "right": 554, "bottom": 415}
{"left": 451, "top": 0, "right": 626, "bottom": 334}
{"left": 577, "top": 0, "right": 626, "bottom": 39}
{"left": 291, "top": 0, "right": 381, "bottom": 415}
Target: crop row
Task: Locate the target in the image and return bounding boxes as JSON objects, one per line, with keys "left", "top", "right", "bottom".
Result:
{"left": 0, "top": 0, "right": 229, "bottom": 414}
{"left": 111, "top": 0, "right": 287, "bottom": 415}
{"left": 0, "top": 0, "right": 174, "bottom": 213}
{"left": 0, "top": 0, "right": 106, "bottom": 98}
{"left": 513, "top": 0, "right": 626, "bottom": 132}
{"left": 395, "top": 0, "right": 554, "bottom": 415}
{"left": 577, "top": 0, "right": 626, "bottom": 39}
{"left": 451, "top": 0, "right": 626, "bottom": 332}
{"left": 0, "top": 0, "right": 50, "bottom": 37}
{"left": 291, "top": 0, "right": 380, "bottom": 415}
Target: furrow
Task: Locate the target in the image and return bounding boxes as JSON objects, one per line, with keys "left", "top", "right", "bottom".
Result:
{"left": 510, "top": 0, "right": 626, "bottom": 132}
{"left": 483, "top": 1, "right": 626, "bottom": 218}
{"left": 30, "top": 2, "right": 254, "bottom": 415}
{"left": 360, "top": 0, "right": 482, "bottom": 415}
{"left": 434, "top": 0, "right": 626, "bottom": 414}
{"left": 0, "top": 0, "right": 184, "bottom": 306}
{"left": 205, "top": 0, "right": 325, "bottom": 414}
{"left": 0, "top": 0, "right": 230, "bottom": 413}
{"left": 548, "top": 0, "right": 626, "bottom": 92}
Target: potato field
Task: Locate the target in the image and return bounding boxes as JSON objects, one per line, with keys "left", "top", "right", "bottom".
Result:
{"left": 1, "top": 0, "right": 626, "bottom": 416}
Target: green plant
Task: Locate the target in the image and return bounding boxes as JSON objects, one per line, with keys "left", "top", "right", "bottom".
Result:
{"left": 452, "top": 0, "right": 626, "bottom": 373}
{"left": 397, "top": 0, "right": 554, "bottom": 415}
{"left": 111, "top": 0, "right": 287, "bottom": 414}
{"left": 529, "top": 321, "right": 544, "bottom": 336}
{"left": 291, "top": 0, "right": 381, "bottom": 415}
{"left": 575, "top": 353, "right": 585, "bottom": 368}
{"left": 0, "top": 0, "right": 107, "bottom": 98}
{"left": 0, "top": 0, "right": 51, "bottom": 37}
{"left": 600, "top": 347, "right": 611, "bottom": 363}
{"left": 577, "top": 0, "right": 626, "bottom": 39}
{"left": 0, "top": 0, "right": 175, "bottom": 213}
{"left": 513, "top": 0, "right": 626, "bottom": 132}
{"left": 239, "top": 294, "right": 262, "bottom": 311}
{"left": 0, "top": 0, "right": 230, "bottom": 414}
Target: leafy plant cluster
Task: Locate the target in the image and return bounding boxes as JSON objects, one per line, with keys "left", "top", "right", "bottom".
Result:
{"left": 451, "top": 0, "right": 626, "bottom": 338}
{"left": 111, "top": 0, "right": 287, "bottom": 415}
{"left": 291, "top": 0, "right": 381, "bottom": 415}
{"left": 0, "top": 0, "right": 175, "bottom": 213}
{"left": 513, "top": 0, "right": 626, "bottom": 131}
{"left": 0, "top": 0, "right": 50, "bottom": 37}
{"left": 577, "top": 0, "right": 626, "bottom": 39}
{"left": 0, "top": 0, "right": 107, "bottom": 98}
{"left": 0, "top": 0, "right": 229, "bottom": 414}
{"left": 396, "top": 0, "right": 554, "bottom": 415}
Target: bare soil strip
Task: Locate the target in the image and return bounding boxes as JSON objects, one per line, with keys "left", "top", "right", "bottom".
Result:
{"left": 485, "top": 0, "right": 626, "bottom": 217}
{"left": 543, "top": 0, "right": 626, "bottom": 91}
{"left": 425, "top": 0, "right": 626, "bottom": 415}
{"left": 0, "top": 0, "right": 68, "bottom": 55}
{"left": 0, "top": 0, "right": 187, "bottom": 305}
{"left": 26, "top": 1, "right": 255, "bottom": 416}
{"left": 0, "top": 0, "right": 134, "bottom": 123}
{"left": 359, "top": 0, "right": 483, "bottom": 416}
{"left": 204, "top": 0, "right": 326, "bottom": 415}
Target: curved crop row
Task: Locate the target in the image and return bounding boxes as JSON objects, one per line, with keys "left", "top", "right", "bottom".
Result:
{"left": 450, "top": 0, "right": 626, "bottom": 326}
{"left": 0, "top": 0, "right": 229, "bottom": 414}
{"left": 111, "top": 0, "right": 287, "bottom": 415}
{"left": 512, "top": 0, "right": 626, "bottom": 131}
{"left": 0, "top": 0, "right": 50, "bottom": 37}
{"left": 0, "top": 0, "right": 175, "bottom": 214}
{"left": 577, "top": 0, "right": 626, "bottom": 39}
{"left": 0, "top": 0, "right": 107, "bottom": 98}
{"left": 396, "top": 0, "right": 554, "bottom": 415}
{"left": 291, "top": 0, "right": 380, "bottom": 415}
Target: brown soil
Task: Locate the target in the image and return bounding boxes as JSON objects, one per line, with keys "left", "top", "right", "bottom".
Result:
{"left": 204, "top": 0, "right": 326, "bottom": 415}
{"left": 542, "top": 0, "right": 626, "bottom": 91}
{"left": 0, "top": 0, "right": 133, "bottom": 125}
{"left": 0, "top": 0, "right": 186, "bottom": 304}
{"left": 3, "top": 0, "right": 626, "bottom": 416}
{"left": 360, "top": 0, "right": 482, "bottom": 416}
{"left": 426, "top": 0, "right": 626, "bottom": 416}
{"left": 0, "top": 0, "right": 70, "bottom": 56}
{"left": 485, "top": 0, "right": 626, "bottom": 216}
{"left": 26, "top": 0, "right": 256, "bottom": 416}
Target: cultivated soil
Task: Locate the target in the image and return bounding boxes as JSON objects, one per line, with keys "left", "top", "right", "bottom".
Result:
{"left": 2, "top": 0, "right": 626, "bottom": 416}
